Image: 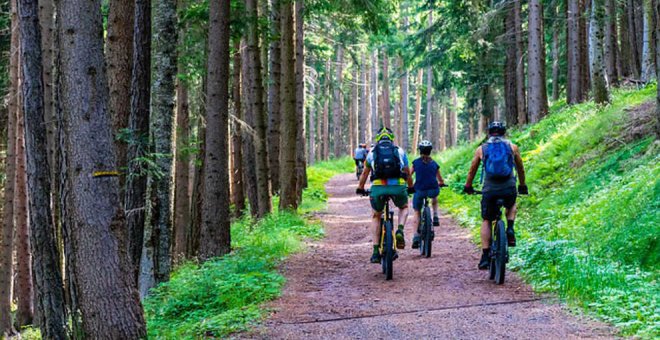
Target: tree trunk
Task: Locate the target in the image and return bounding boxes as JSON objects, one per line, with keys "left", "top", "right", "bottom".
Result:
{"left": 322, "top": 60, "right": 330, "bottom": 160}
{"left": 504, "top": 3, "right": 519, "bottom": 123}
{"left": 0, "top": 0, "right": 18, "bottom": 334}
{"left": 246, "top": 0, "right": 271, "bottom": 218}
{"left": 332, "top": 45, "right": 343, "bottom": 158}
{"left": 580, "top": 0, "right": 591, "bottom": 99}
{"left": 173, "top": 81, "right": 190, "bottom": 260}
{"left": 381, "top": 51, "right": 390, "bottom": 128}
{"left": 231, "top": 42, "right": 246, "bottom": 216}
{"left": 603, "top": 0, "right": 619, "bottom": 85}
{"left": 200, "top": 0, "right": 230, "bottom": 260}
{"left": 449, "top": 89, "right": 458, "bottom": 146}
{"left": 349, "top": 68, "right": 356, "bottom": 152}
{"left": 619, "top": 0, "right": 634, "bottom": 78}
{"left": 412, "top": 69, "right": 422, "bottom": 151}
{"left": 308, "top": 70, "right": 317, "bottom": 165}
{"left": 142, "top": 0, "right": 177, "bottom": 294}
{"left": 655, "top": 0, "right": 660, "bottom": 137}
{"left": 125, "top": 0, "right": 151, "bottom": 282}
{"left": 400, "top": 59, "right": 409, "bottom": 151}
{"left": 439, "top": 104, "right": 447, "bottom": 150}
{"left": 528, "top": 0, "right": 549, "bottom": 123}
{"left": 552, "top": 5, "right": 561, "bottom": 101}
{"left": 240, "top": 40, "right": 260, "bottom": 217}
{"left": 567, "top": 0, "right": 583, "bottom": 104}
{"left": 19, "top": 0, "right": 69, "bottom": 336}
{"left": 360, "top": 55, "right": 369, "bottom": 144}
{"left": 364, "top": 59, "right": 373, "bottom": 142}
{"left": 279, "top": 0, "right": 298, "bottom": 210}
{"left": 14, "top": 102, "right": 34, "bottom": 328}
{"left": 514, "top": 0, "right": 527, "bottom": 125}
{"left": 267, "top": 0, "right": 281, "bottom": 194}
{"left": 189, "top": 119, "right": 204, "bottom": 257}
{"left": 425, "top": 64, "right": 433, "bottom": 140}
{"left": 627, "top": 0, "right": 642, "bottom": 77}
{"left": 370, "top": 51, "right": 379, "bottom": 138}
{"left": 107, "top": 0, "right": 135, "bottom": 183}
{"left": 294, "top": 0, "right": 306, "bottom": 201}
{"left": 641, "top": 0, "right": 656, "bottom": 81}
{"left": 591, "top": 0, "right": 610, "bottom": 103}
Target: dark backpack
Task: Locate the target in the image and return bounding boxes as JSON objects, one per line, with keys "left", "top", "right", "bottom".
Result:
{"left": 371, "top": 141, "right": 402, "bottom": 180}
{"left": 482, "top": 138, "right": 514, "bottom": 181}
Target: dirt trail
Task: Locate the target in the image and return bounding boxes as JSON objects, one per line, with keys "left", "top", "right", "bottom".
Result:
{"left": 243, "top": 174, "right": 615, "bottom": 339}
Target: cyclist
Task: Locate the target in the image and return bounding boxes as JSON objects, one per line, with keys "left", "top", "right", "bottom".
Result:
{"left": 354, "top": 143, "right": 368, "bottom": 174}
{"left": 356, "top": 127, "right": 413, "bottom": 263}
{"left": 463, "top": 121, "right": 528, "bottom": 270}
{"left": 410, "top": 140, "right": 446, "bottom": 249}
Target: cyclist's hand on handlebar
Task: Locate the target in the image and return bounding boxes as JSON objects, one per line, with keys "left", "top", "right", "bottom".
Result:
{"left": 407, "top": 187, "right": 415, "bottom": 194}
{"left": 463, "top": 185, "right": 476, "bottom": 195}
{"left": 439, "top": 182, "right": 448, "bottom": 188}
{"left": 518, "top": 185, "right": 529, "bottom": 195}
{"left": 356, "top": 188, "right": 367, "bottom": 196}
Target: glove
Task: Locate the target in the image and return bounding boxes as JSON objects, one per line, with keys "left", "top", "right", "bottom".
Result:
{"left": 407, "top": 187, "right": 415, "bottom": 194}
{"left": 463, "top": 185, "right": 476, "bottom": 195}
{"left": 356, "top": 188, "right": 367, "bottom": 196}
{"left": 518, "top": 185, "right": 529, "bottom": 195}
{"left": 439, "top": 182, "right": 448, "bottom": 188}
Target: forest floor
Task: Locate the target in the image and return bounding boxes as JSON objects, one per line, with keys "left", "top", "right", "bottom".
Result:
{"left": 241, "top": 173, "right": 617, "bottom": 339}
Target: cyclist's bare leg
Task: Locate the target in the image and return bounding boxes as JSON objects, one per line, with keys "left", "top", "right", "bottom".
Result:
{"left": 431, "top": 197, "right": 439, "bottom": 217}
{"left": 505, "top": 203, "right": 517, "bottom": 221}
{"left": 480, "top": 220, "right": 491, "bottom": 249}
{"left": 412, "top": 210, "right": 421, "bottom": 236}
{"left": 372, "top": 211, "right": 382, "bottom": 246}
{"left": 397, "top": 205, "right": 409, "bottom": 228}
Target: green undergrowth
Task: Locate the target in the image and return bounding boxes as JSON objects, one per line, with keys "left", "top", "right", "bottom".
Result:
{"left": 436, "top": 85, "right": 659, "bottom": 338}
{"left": 145, "top": 158, "right": 350, "bottom": 338}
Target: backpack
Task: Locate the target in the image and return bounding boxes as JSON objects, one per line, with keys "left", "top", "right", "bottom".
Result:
{"left": 482, "top": 138, "right": 514, "bottom": 181}
{"left": 371, "top": 141, "right": 402, "bottom": 180}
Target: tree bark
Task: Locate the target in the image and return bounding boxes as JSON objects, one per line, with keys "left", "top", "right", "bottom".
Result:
{"left": 603, "top": 0, "right": 619, "bottom": 85}
{"left": 412, "top": 69, "right": 422, "bottom": 152}
{"left": 528, "top": 0, "right": 549, "bottom": 123}
{"left": 591, "top": 0, "right": 610, "bottom": 103}
{"left": 200, "top": 0, "right": 230, "bottom": 260}
{"left": 189, "top": 119, "right": 204, "bottom": 257}
{"left": 267, "top": 0, "right": 281, "bottom": 194}
{"left": 349, "top": 68, "right": 357, "bottom": 152}
{"left": 19, "top": 0, "right": 68, "bottom": 336}
{"left": 504, "top": 2, "right": 519, "bottom": 123}
{"left": 552, "top": 4, "right": 561, "bottom": 101}
{"left": 308, "top": 70, "right": 317, "bottom": 165}
{"left": 567, "top": 0, "right": 584, "bottom": 104}
{"left": 107, "top": 0, "right": 135, "bottom": 183}
{"left": 332, "top": 45, "right": 343, "bottom": 158}
{"left": 381, "top": 51, "right": 390, "bottom": 128}
{"left": 0, "top": 0, "right": 18, "bottom": 334}
{"left": 580, "top": 0, "right": 591, "bottom": 99}
{"left": 627, "top": 0, "right": 642, "bottom": 77}
{"left": 359, "top": 55, "right": 369, "bottom": 144}
{"left": 279, "top": 0, "right": 298, "bottom": 210}
{"left": 142, "top": 0, "right": 177, "bottom": 294}
{"left": 400, "top": 59, "right": 409, "bottom": 151}
{"left": 294, "top": 0, "right": 306, "bottom": 201}
{"left": 173, "top": 81, "right": 190, "bottom": 260}
{"left": 246, "top": 0, "right": 272, "bottom": 217}
{"left": 514, "top": 0, "right": 527, "bottom": 124}
{"left": 449, "top": 89, "right": 458, "bottom": 146}
{"left": 439, "top": 104, "right": 447, "bottom": 150}
{"left": 14, "top": 102, "right": 34, "bottom": 328}
{"left": 240, "top": 40, "right": 260, "bottom": 217}
{"left": 619, "top": 0, "right": 634, "bottom": 78}
{"left": 641, "top": 0, "right": 656, "bottom": 81}
{"left": 425, "top": 64, "right": 433, "bottom": 140}
{"left": 655, "top": 0, "right": 660, "bottom": 137}
{"left": 231, "top": 42, "right": 246, "bottom": 216}
{"left": 322, "top": 60, "right": 330, "bottom": 160}
{"left": 125, "top": 0, "right": 151, "bottom": 282}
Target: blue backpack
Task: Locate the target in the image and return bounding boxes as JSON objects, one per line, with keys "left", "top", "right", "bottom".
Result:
{"left": 482, "top": 138, "right": 514, "bottom": 181}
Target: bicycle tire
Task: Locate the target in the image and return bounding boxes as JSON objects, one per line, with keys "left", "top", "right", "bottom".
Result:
{"left": 422, "top": 206, "right": 433, "bottom": 257}
{"left": 384, "top": 221, "right": 394, "bottom": 280}
{"left": 494, "top": 220, "right": 507, "bottom": 284}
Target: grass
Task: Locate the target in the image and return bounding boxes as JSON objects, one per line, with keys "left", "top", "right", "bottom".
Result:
{"left": 144, "top": 157, "right": 351, "bottom": 338}
{"left": 435, "top": 85, "right": 659, "bottom": 337}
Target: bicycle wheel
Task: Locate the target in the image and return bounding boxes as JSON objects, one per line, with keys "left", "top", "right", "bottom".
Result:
{"left": 384, "top": 221, "right": 394, "bottom": 280}
{"left": 494, "top": 220, "right": 507, "bottom": 284}
{"left": 422, "top": 206, "right": 433, "bottom": 258}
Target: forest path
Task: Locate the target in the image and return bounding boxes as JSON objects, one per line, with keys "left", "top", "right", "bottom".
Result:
{"left": 244, "top": 174, "right": 616, "bottom": 339}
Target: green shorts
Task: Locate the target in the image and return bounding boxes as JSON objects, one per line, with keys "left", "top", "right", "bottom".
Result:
{"left": 369, "top": 185, "right": 408, "bottom": 212}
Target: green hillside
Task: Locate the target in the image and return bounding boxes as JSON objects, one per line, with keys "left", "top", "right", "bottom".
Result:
{"left": 436, "top": 86, "right": 659, "bottom": 337}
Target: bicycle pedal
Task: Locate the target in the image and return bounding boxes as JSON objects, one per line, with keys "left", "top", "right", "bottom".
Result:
{"left": 393, "top": 252, "right": 399, "bottom": 261}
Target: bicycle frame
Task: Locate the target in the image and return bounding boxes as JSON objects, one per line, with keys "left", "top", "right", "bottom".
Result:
{"left": 379, "top": 196, "right": 396, "bottom": 254}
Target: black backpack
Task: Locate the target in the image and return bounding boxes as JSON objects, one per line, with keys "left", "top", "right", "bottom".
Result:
{"left": 371, "top": 141, "right": 403, "bottom": 180}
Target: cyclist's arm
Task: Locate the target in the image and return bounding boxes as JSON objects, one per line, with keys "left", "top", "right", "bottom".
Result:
{"left": 512, "top": 144, "right": 526, "bottom": 186}
{"left": 436, "top": 168, "right": 445, "bottom": 186}
{"left": 464, "top": 147, "right": 482, "bottom": 187}
{"left": 358, "top": 166, "right": 370, "bottom": 190}
{"left": 404, "top": 166, "right": 413, "bottom": 188}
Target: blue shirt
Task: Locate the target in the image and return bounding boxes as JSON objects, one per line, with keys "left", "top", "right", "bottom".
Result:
{"left": 412, "top": 158, "right": 439, "bottom": 191}
{"left": 354, "top": 147, "right": 368, "bottom": 160}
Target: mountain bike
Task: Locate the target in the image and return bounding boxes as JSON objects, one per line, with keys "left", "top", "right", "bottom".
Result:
{"left": 356, "top": 159, "right": 365, "bottom": 180}
{"left": 475, "top": 190, "right": 508, "bottom": 284}
{"left": 361, "top": 190, "right": 397, "bottom": 280}
{"left": 418, "top": 196, "right": 434, "bottom": 258}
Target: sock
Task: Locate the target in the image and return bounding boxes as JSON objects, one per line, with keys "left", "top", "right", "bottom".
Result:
{"left": 398, "top": 224, "right": 404, "bottom": 231}
{"left": 507, "top": 220, "right": 515, "bottom": 231}
{"left": 373, "top": 245, "right": 380, "bottom": 254}
{"left": 482, "top": 248, "right": 490, "bottom": 256}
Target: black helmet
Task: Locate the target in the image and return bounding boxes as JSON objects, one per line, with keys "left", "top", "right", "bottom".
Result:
{"left": 418, "top": 140, "right": 433, "bottom": 155}
{"left": 488, "top": 121, "right": 506, "bottom": 136}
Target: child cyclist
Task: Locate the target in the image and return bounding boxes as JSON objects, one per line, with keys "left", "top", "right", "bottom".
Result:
{"left": 410, "top": 140, "right": 446, "bottom": 249}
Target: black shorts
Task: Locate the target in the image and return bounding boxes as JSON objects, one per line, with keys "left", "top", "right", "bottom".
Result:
{"left": 355, "top": 158, "right": 365, "bottom": 166}
{"left": 481, "top": 188, "right": 517, "bottom": 220}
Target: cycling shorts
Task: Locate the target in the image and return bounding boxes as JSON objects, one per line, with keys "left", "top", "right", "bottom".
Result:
{"left": 481, "top": 187, "right": 517, "bottom": 221}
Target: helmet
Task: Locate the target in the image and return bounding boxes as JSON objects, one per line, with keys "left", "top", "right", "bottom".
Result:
{"left": 487, "top": 121, "right": 506, "bottom": 136}
{"left": 375, "top": 127, "right": 394, "bottom": 142}
{"left": 418, "top": 140, "right": 433, "bottom": 155}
